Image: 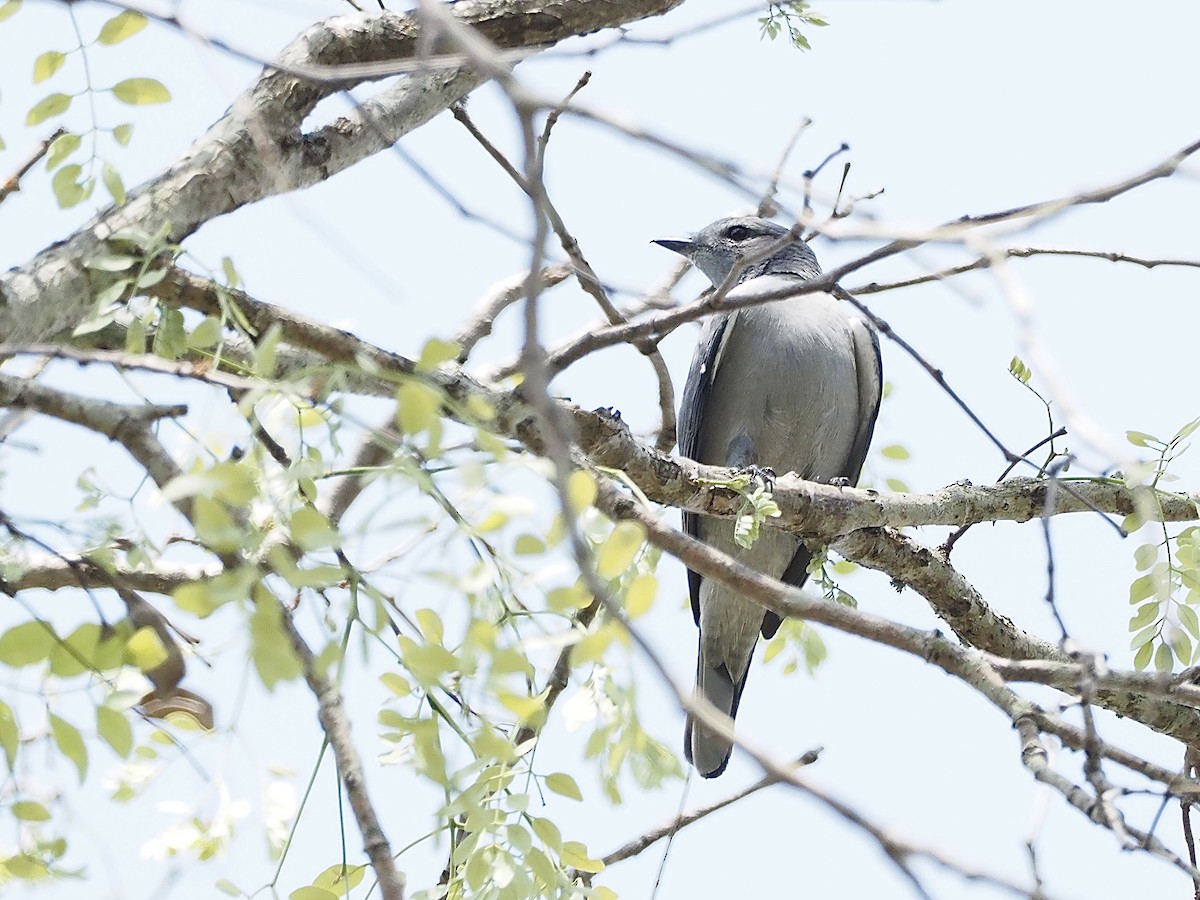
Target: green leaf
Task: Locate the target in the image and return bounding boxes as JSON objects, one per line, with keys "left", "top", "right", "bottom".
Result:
{"left": 97, "top": 705, "right": 133, "bottom": 758}
{"left": 880, "top": 444, "right": 909, "bottom": 460}
{"left": 1133, "top": 543, "right": 1159, "bottom": 572}
{"left": 49, "top": 714, "right": 88, "bottom": 781}
{"left": 567, "top": 469, "right": 598, "bottom": 512}
{"left": 193, "top": 496, "right": 244, "bottom": 553}
{"left": 1134, "top": 640, "right": 1153, "bottom": 670}
{"left": 1179, "top": 605, "right": 1200, "bottom": 640}
{"left": 110, "top": 77, "right": 171, "bottom": 105}
{"left": 1008, "top": 355, "right": 1032, "bottom": 384}
{"left": 0, "top": 700, "right": 19, "bottom": 768}
{"left": 625, "top": 573, "right": 657, "bottom": 618}
{"left": 289, "top": 888, "right": 337, "bottom": 900}
{"left": 250, "top": 587, "right": 302, "bottom": 689}
{"left": 11, "top": 801, "right": 51, "bottom": 821}
{"left": 1175, "top": 417, "right": 1200, "bottom": 443}
{"left": 124, "top": 626, "right": 169, "bottom": 673}
{"left": 380, "top": 672, "right": 411, "bottom": 697}
{"left": 48, "top": 622, "right": 101, "bottom": 676}
{"left": 4, "top": 854, "right": 50, "bottom": 880}
{"left": 1128, "top": 602, "right": 1159, "bottom": 631}
{"left": 527, "top": 847, "right": 558, "bottom": 889}
{"left": 187, "top": 316, "right": 222, "bottom": 350}
{"left": 1154, "top": 642, "right": 1174, "bottom": 673}
{"left": 545, "top": 772, "right": 582, "bottom": 801}
{"left": 101, "top": 161, "right": 126, "bottom": 205}
{"left": 415, "top": 608, "right": 444, "bottom": 645}
{"left": 1130, "top": 623, "right": 1158, "bottom": 650}
{"left": 44, "top": 131, "right": 81, "bottom": 170}
{"left": 514, "top": 533, "right": 545, "bottom": 556}
{"left": 112, "top": 122, "right": 134, "bottom": 145}
{"left": 596, "top": 521, "right": 645, "bottom": 579}
{"left": 174, "top": 566, "right": 258, "bottom": 618}
{"left": 396, "top": 381, "right": 442, "bottom": 435}
{"left": 416, "top": 337, "right": 462, "bottom": 371}
{"left": 289, "top": 505, "right": 341, "bottom": 551}
{"left": 51, "top": 164, "right": 90, "bottom": 208}
{"left": 1171, "top": 630, "right": 1193, "bottom": 665}
{"left": 32, "top": 50, "right": 66, "bottom": 83}
{"left": 1128, "top": 573, "right": 1157, "bottom": 604}
{"left": 530, "top": 816, "right": 561, "bottom": 851}
{"left": 560, "top": 840, "right": 604, "bottom": 873}
{"left": 396, "top": 636, "right": 461, "bottom": 682}
{"left": 97, "top": 9, "right": 148, "bottom": 44}
{"left": 153, "top": 306, "right": 187, "bottom": 360}
{"left": 312, "top": 864, "right": 366, "bottom": 891}
{"left": 26, "top": 92, "right": 72, "bottom": 125}
{"left": 0, "top": 620, "right": 56, "bottom": 666}
{"left": 1126, "top": 430, "right": 1157, "bottom": 448}
{"left": 84, "top": 252, "right": 138, "bottom": 273}
{"left": 0, "top": 1, "right": 22, "bottom": 23}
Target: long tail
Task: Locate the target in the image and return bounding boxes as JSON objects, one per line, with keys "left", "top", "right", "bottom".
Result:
{"left": 684, "top": 642, "right": 750, "bottom": 778}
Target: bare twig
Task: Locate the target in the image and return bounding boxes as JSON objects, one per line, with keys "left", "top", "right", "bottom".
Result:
{"left": 0, "top": 128, "right": 65, "bottom": 205}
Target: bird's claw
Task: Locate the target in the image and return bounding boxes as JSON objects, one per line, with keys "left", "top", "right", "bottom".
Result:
{"left": 828, "top": 476, "right": 851, "bottom": 489}
{"left": 740, "top": 465, "right": 776, "bottom": 490}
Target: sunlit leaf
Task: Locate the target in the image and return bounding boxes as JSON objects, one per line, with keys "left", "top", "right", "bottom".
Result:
{"left": 44, "top": 131, "right": 80, "bottom": 170}
{"left": 397, "top": 381, "right": 442, "bottom": 435}
{"left": 26, "top": 92, "right": 71, "bottom": 125}
{"left": 596, "top": 521, "right": 645, "bottom": 579}
{"left": 530, "top": 816, "right": 562, "bottom": 851}
{"left": 32, "top": 50, "right": 66, "bottom": 83}
{"left": 97, "top": 9, "right": 148, "bottom": 44}
{"left": 1128, "top": 602, "right": 1159, "bottom": 631}
{"left": 1154, "top": 642, "right": 1174, "bottom": 672}
{"left": 49, "top": 714, "right": 88, "bottom": 781}
{"left": 545, "top": 772, "right": 582, "bottom": 801}
{"left": 560, "top": 840, "right": 604, "bottom": 873}
{"left": 124, "top": 626, "right": 169, "bottom": 673}
{"left": 415, "top": 608, "right": 444, "bottom": 645}
{"left": 290, "top": 505, "right": 341, "bottom": 551}
{"left": 567, "top": 470, "right": 597, "bottom": 512}
{"left": 625, "top": 574, "right": 657, "bottom": 618}
{"left": 289, "top": 887, "right": 337, "bottom": 900}
{"left": 250, "top": 586, "right": 303, "bottom": 689}
{"left": 101, "top": 161, "right": 126, "bottom": 205}
{"left": 416, "top": 337, "right": 461, "bottom": 371}
{"left": 96, "top": 706, "right": 133, "bottom": 758}
{"left": 0, "top": 620, "right": 56, "bottom": 666}
{"left": 0, "top": 700, "right": 19, "bottom": 768}
{"left": 110, "top": 77, "right": 171, "bottom": 105}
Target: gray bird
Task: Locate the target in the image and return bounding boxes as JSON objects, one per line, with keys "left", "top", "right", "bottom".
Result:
{"left": 654, "top": 216, "right": 882, "bottom": 777}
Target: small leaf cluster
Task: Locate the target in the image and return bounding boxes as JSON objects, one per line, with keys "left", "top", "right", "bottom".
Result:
{"left": 7, "top": 6, "right": 170, "bottom": 208}
{"left": 1122, "top": 417, "right": 1200, "bottom": 671}
{"left": 759, "top": 2, "right": 828, "bottom": 51}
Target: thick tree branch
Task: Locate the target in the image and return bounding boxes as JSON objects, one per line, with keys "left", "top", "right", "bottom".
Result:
{"left": 0, "top": 0, "right": 686, "bottom": 345}
{"left": 5, "top": 555, "right": 215, "bottom": 594}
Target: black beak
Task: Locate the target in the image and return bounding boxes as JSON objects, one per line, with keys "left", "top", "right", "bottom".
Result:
{"left": 651, "top": 238, "right": 695, "bottom": 257}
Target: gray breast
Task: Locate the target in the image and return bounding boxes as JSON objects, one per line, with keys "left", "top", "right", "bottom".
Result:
{"left": 697, "top": 291, "right": 861, "bottom": 479}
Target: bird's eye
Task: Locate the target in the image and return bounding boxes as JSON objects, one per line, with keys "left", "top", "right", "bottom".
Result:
{"left": 724, "top": 224, "right": 753, "bottom": 242}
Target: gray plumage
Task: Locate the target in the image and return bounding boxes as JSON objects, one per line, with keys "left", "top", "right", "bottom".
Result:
{"left": 654, "top": 216, "right": 883, "bottom": 777}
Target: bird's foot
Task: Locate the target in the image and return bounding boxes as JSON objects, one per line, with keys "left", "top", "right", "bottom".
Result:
{"left": 739, "top": 465, "right": 776, "bottom": 491}
{"left": 828, "top": 476, "right": 851, "bottom": 489}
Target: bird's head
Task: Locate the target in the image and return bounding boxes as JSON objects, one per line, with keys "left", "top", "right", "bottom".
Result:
{"left": 652, "top": 216, "right": 820, "bottom": 287}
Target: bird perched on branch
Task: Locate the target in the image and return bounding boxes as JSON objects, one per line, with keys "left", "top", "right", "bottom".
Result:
{"left": 654, "top": 216, "right": 882, "bottom": 777}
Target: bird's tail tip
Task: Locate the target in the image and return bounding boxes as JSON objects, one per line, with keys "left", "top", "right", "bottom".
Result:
{"left": 685, "top": 660, "right": 742, "bottom": 778}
